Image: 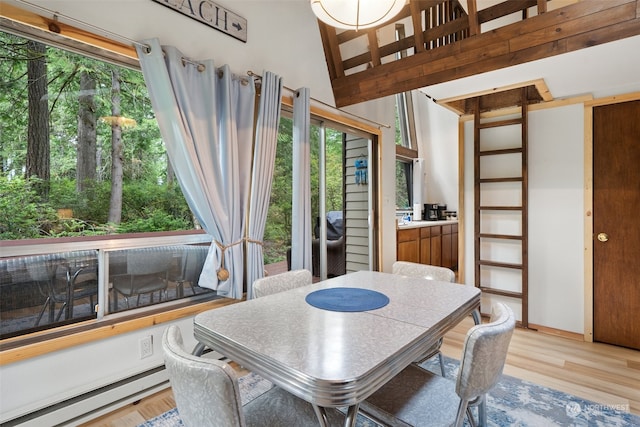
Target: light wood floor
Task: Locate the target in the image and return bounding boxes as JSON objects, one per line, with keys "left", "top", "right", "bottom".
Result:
{"left": 81, "top": 317, "right": 640, "bottom": 427}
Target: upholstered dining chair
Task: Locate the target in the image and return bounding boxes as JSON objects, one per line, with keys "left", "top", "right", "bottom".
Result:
{"left": 359, "top": 303, "right": 516, "bottom": 427}
{"left": 392, "top": 261, "right": 456, "bottom": 376}
{"left": 169, "top": 245, "right": 208, "bottom": 297}
{"left": 162, "top": 325, "right": 344, "bottom": 427}
{"left": 392, "top": 260, "right": 456, "bottom": 282}
{"left": 111, "top": 247, "right": 173, "bottom": 309}
{"left": 252, "top": 269, "right": 312, "bottom": 299}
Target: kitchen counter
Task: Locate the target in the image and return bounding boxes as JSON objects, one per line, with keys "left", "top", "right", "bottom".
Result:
{"left": 396, "top": 221, "right": 459, "bottom": 269}
{"left": 397, "top": 219, "right": 458, "bottom": 229}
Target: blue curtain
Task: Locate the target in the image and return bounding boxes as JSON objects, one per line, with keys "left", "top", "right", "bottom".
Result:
{"left": 246, "top": 72, "right": 283, "bottom": 299}
{"left": 136, "top": 39, "right": 255, "bottom": 299}
{"left": 290, "top": 88, "right": 312, "bottom": 271}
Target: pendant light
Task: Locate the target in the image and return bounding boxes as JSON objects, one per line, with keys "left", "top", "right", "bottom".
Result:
{"left": 310, "top": 0, "right": 406, "bottom": 31}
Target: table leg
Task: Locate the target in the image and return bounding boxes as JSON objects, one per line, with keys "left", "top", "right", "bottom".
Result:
{"left": 192, "top": 342, "right": 206, "bottom": 356}
{"left": 312, "top": 405, "right": 329, "bottom": 427}
{"left": 472, "top": 308, "right": 481, "bottom": 325}
{"left": 312, "top": 403, "right": 359, "bottom": 427}
{"left": 343, "top": 404, "right": 359, "bottom": 427}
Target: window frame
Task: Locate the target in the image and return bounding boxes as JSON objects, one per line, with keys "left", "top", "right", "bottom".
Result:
{"left": 0, "top": 8, "right": 219, "bottom": 360}
{"left": 0, "top": 4, "right": 383, "bottom": 363}
{"left": 394, "top": 23, "right": 420, "bottom": 213}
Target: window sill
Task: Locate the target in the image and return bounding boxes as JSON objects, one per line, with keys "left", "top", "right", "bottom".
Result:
{"left": 0, "top": 296, "right": 241, "bottom": 366}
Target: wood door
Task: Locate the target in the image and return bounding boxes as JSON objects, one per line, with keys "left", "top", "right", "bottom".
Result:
{"left": 593, "top": 100, "right": 640, "bottom": 350}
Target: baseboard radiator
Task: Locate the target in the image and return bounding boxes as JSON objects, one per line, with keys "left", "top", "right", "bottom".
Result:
{"left": 1, "top": 366, "right": 169, "bottom": 427}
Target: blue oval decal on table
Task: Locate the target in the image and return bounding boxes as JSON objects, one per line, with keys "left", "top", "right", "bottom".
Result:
{"left": 305, "top": 287, "right": 389, "bottom": 312}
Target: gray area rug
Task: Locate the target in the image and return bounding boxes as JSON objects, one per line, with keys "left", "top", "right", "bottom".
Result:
{"left": 139, "top": 356, "right": 640, "bottom": 426}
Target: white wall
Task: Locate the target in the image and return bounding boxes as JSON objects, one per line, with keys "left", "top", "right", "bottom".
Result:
{"left": 1, "top": 316, "right": 197, "bottom": 422}
{"left": 1, "top": 0, "right": 400, "bottom": 420}
{"left": 462, "top": 103, "right": 585, "bottom": 333}
{"left": 413, "top": 93, "right": 460, "bottom": 211}
{"left": 528, "top": 104, "right": 585, "bottom": 332}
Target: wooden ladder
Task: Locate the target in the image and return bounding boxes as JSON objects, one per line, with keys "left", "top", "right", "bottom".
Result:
{"left": 473, "top": 88, "right": 528, "bottom": 327}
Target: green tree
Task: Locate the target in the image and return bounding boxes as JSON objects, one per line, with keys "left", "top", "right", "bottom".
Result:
{"left": 1, "top": 31, "right": 190, "bottom": 237}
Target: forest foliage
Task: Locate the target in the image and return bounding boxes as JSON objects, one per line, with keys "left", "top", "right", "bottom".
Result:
{"left": 0, "top": 31, "right": 344, "bottom": 264}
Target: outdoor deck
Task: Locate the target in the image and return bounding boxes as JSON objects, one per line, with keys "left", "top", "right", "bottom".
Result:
{"left": 264, "top": 260, "right": 323, "bottom": 283}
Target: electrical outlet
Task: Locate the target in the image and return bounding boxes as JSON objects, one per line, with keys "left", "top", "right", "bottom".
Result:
{"left": 140, "top": 335, "right": 153, "bottom": 359}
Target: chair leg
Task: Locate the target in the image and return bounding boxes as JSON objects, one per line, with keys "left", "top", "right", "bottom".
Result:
{"left": 477, "top": 395, "right": 487, "bottom": 427}
{"left": 466, "top": 406, "right": 478, "bottom": 427}
{"left": 34, "top": 297, "right": 51, "bottom": 327}
{"left": 453, "top": 400, "right": 469, "bottom": 427}
{"left": 437, "top": 351, "right": 446, "bottom": 377}
{"left": 55, "top": 302, "right": 68, "bottom": 321}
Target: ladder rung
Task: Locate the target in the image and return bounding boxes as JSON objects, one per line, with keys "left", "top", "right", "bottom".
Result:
{"left": 478, "top": 260, "right": 523, "bottom": 269}
{"left": 479, "top": 206, "right": 523, "bottom": 211}
{"left": 479, "top": 233, "right": 523, "bottom": 240}
{"left": 478, "top": 147, "right": 523, "bottom": 156}
{"left": 479, "top": 177, "right": 522, "bottom": 183}
{"left": 478, "top": 286, "right": 523, "bottom": 298}
{"left": 478, "top": 118, "right": 523, "bottom": 129}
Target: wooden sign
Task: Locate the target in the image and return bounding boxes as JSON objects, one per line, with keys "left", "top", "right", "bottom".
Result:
{"left": 152, "top": 0, "right": 247, "bottom": 42}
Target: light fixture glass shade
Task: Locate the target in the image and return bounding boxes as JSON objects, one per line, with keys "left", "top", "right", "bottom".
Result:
{"left": 310, "top": 0, "right": 405, "bottom": 30}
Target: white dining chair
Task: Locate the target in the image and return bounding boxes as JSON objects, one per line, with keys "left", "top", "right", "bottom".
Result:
{"left": 359, "top": 303, "right": 516, "bottom": 427}
{"left": 162, "top": 325, "right": 344, "bottom": 427}
{"left": 392, "top": 261, "right": 456, "bottom": 376}
{"left": 252, "top": 269, "right": 312, "bottom": 298}
{"left": 392, "top": 260, "right": 456, "bottom": 282}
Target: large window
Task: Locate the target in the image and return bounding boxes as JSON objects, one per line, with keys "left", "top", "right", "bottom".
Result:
{"left": 0, "top": 31, "right": 196, "bottom": 239}
{"left": 0, "top": 30, "right": 215, "bottom": 339}
{"left": 395, "top": 90, "right": 419, "bottom": 212}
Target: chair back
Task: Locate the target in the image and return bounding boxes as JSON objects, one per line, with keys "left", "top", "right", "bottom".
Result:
{"left": 252, "top": 269, "right": 312, "bottom": 298}
{"left": 126, "top": 247, "right": 173, "bottom": 276}
{"left": 392, "top": 261, "right": 455, "bottom": 282}
{"left": 456, "top": 303, "right": 515, "bottom": 401}
{"left": 180, "top": 245, "right": 208, "bottom": 284}
{"left": 162, "top": 325, "right": 245, "bottom": 427}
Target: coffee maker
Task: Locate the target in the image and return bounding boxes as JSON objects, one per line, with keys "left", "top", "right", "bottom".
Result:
{"left": 423, "top": 203, "right": 439, "bottom": 221}
{"left": 423, "top": 203, "right": 447, "bottom": 221}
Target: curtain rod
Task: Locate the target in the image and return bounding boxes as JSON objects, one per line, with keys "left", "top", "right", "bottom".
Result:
{"left": 14, "top": 0, "right": 211, "bottom": 71}
{"left": 15, "top": 0, "right": 151, "bottom": 52}
{"left": 247, "top": 71, "right": 390, "bottom": 130}
{"left": 15, "top": 0, "right": 390, "bottom": 131}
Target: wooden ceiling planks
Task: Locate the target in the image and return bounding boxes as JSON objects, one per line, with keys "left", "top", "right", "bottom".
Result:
{"left": 436, "top": 79, "right": 552, "bottom": 115}
{"left": 316, "top": 0, "right": 640, "bottom": 108}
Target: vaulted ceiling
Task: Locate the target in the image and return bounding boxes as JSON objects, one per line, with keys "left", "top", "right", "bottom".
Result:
{"left": 316, "top": 0, "right": 640, "bottom": 111}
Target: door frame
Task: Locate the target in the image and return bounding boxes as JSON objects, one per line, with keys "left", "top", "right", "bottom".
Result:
{"left": 583, "top": 92, "right": 640, "bottom": 343}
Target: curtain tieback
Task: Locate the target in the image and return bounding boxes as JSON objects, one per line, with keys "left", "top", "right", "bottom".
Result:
{"left": 245, "top": 237, "right": 263, "bottom": 246}
{"left": 213, "top": 239, "right": 243, "bottom": 281}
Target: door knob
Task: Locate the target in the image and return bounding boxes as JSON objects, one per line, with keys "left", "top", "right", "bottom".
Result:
{"left": 597, "top": 233, "right": 609, "bottom": 242}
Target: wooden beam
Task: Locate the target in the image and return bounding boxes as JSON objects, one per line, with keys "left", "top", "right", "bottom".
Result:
{"left": 411, "top": 1, "right": 426, "bottom": 52}
{"left": 317, "top": 21, "right": 345, "bottom": 79}
{"left": 537, "top": 0, "right": 548, "bottom": 14}
{"left": 367, "top": 30, "right": 381, "bottom": 67}
{"left": 330, "top": 0, "right": 640, "bottom": 107}
{"left": 467, "top": 0, "right": 479, "bottom": 36}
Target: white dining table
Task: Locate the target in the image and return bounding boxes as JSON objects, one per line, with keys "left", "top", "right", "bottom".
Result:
{"left": 194, "top": 270, "right": 481, "bottom": 427}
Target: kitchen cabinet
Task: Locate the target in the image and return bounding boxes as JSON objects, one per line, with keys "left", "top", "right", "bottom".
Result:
{"left": 397, "top": 228, "right": 420, "bottom": 263}
{"left": 397, "top": 222, "right": 458, "bottom": 270}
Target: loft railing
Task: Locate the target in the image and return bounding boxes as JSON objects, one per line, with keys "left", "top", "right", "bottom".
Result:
{"left": 317, "top": 0, "right": 640, "bottom": 106}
